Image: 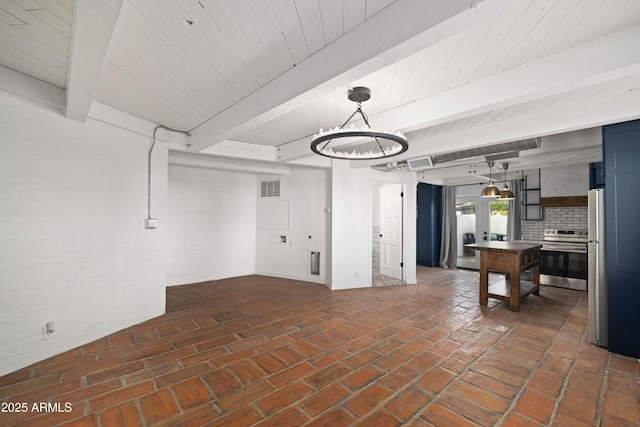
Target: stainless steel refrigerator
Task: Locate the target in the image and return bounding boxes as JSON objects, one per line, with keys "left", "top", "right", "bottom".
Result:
{"left": 588, "top": 188, "right": 607, "bottom": 347}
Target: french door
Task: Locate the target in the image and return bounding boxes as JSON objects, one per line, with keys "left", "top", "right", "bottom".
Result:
{"left": 456, "top": 196, "right": 509, "bottom": 269}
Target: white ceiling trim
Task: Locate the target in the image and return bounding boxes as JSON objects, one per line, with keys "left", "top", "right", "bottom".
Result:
{"left": 88, "top": 101, "right": 188, "bottom": 147}
{"left": 0, "top": 65, "right": 184, "bottom": 146}
{"left": 188, "top": 0, "right": 530, "bottom": 152}
{"left": 65, "top": 0, "right": 124, "bottom": 122}
{"left": 0, "top": 65, "right": 65, "bottom": 110}
{"left": 199, "top": 140, "right": 277, "bottom": 162}
{"left": 168, "top": 151, "right": 291, "bottom": 175}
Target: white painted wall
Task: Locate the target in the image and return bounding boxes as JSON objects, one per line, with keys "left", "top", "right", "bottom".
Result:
{"left": 0, "top": 93, "right": 167, "bottom": 376}
{"left": 255, "top": 167, "right": 328, "bottom": 284}
{"left": 456, "top": 184, "right": 485, "bottom": 197}
{"left": 331, "top": 162, "right": 371, "bottom": 289}
{"left": 541, "top": 164, "right": 589, "bottom": 197}
{"left": 166, "top": 165, "right": 257, "bottom": 285}
{"left": 330, "top": 162, "right": 417, "bottom": 290}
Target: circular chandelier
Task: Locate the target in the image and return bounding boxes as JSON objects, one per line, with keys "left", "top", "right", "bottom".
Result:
{"left": 310, "top": 87, "right": 408, "bottom": 160}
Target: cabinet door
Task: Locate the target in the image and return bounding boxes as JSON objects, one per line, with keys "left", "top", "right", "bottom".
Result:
{"left": 604, "top": 119, "right": 640, "bottom": 358}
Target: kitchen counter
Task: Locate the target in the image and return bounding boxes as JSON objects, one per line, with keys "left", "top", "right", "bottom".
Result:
{"left": 465, "top": 241, "right": 541, "bottom": 312}
{"left": 466, "top": 241, "right": 541, "bottom": 251}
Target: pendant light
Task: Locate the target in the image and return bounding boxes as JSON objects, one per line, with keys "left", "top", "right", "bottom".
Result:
{"left": 499, "top": 162, "right": 515, "bottom": 200}
{"left": 481, "top": 161, "right": 501, "bottom": 197}
{"left": 310, "top": 87, "right": 408, "bottom": 160}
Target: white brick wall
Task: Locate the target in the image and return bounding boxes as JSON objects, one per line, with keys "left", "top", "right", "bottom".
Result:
{"left": 522, "top": 207, "right": 588, "bottom": 241}
{"left": 1, "top": 93, "right": 167, "bottom": 376}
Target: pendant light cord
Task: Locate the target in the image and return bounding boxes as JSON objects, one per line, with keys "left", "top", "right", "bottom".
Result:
{"left": 319, "top": 101, "right": 384, "bottom": 153}
{"left": 148, "top": 125, "right": 190, "bottom": 220}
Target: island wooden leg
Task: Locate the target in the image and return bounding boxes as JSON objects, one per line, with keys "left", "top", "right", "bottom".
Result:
{"left": 479, "top": 251, "right": 488, "bottom": 306}
{"left": 532, "top": 260, "right": 540, "bottom": 296}
{"left": 510, "top": 258, "right": 521, "bottom": 312}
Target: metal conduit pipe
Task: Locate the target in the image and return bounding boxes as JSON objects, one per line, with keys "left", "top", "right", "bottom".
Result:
{"left": 147, "top": 125, "right": 190, "bottom": 226}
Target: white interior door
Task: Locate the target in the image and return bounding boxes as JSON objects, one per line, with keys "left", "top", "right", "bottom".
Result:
{"left": 380, "top": 185, "right": 403, "bottom": 279}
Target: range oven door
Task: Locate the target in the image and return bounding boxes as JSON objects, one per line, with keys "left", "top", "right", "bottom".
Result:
{"left": 539, "top": 246, "right": 588, "bottom": 291}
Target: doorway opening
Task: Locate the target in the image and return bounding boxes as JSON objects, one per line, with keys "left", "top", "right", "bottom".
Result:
{"left": 456, "top": 196, "right": 509, "bottom": 269}
{"left": 372, "top": 183, "right": 406, "bottom": 287}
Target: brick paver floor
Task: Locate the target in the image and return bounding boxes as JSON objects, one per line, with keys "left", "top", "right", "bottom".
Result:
{"left": 1, "top": 267, "right": 638, "bottom": 426}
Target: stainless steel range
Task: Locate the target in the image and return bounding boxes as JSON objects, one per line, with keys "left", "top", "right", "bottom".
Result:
{"left": 540, "top": 229, "right": 588, "bottom": 291}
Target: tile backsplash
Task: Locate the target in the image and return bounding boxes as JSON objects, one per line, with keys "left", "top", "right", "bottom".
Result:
{"left": 522, "top": 206, "right": 588, "bottom": 241}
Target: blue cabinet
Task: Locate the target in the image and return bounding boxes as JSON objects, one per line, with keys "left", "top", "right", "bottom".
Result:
{"left": 416, "top": 183, "right": 442, "bottom": 267}
{"left": 603, "top": 119, "right": 640, "bottom": 358}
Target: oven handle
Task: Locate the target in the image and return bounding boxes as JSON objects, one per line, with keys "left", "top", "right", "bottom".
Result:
{"left": 540, "top": 246, "right": 587, "bottom": 254}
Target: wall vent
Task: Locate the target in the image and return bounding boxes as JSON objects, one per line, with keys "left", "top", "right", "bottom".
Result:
{"left": 260, "top": 179, "right": 281, "bottom": 198}
{"left": 407, "top": 157, "right": 434, "bottom": 171}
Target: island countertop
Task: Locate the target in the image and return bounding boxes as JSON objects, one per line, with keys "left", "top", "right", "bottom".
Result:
{"left": 465, "top": 241, "right": 542, "bottom": 252}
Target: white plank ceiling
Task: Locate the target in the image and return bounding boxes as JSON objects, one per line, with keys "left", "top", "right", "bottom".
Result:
{"left": 1, "top": 0, "right": 640, "bottom": 183}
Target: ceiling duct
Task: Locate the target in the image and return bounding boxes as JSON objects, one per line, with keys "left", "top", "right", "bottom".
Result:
{"left": 372, "top": 137, "right": 540, "bottom": 172}
{"left": 371, "top": 160, "right": 410, "bottom": 172}
{"left": 431, "top": 138, "right": 540, "bottom": 165}
{"left": 371, "top": 157, "right": 433, "bottom": 172}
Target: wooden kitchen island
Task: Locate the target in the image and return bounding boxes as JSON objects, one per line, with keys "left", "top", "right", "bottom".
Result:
{"left": 465, "top": 241, "right": 541, "bottom": 312}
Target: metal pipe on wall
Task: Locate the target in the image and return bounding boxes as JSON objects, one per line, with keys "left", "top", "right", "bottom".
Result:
{"left": 147, "top": 125, "right": 190, "bottom": 228}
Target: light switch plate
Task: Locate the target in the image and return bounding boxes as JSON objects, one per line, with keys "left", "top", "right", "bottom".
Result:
{"left": 145, "top": 218, "right": 158, "bottom": 229}
{"left": 43, "top": 322, "right": 55, "bottom": 340}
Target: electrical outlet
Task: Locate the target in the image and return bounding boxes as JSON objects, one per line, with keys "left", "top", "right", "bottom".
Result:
{"left": 145, "top": 218, "right": 158, "bottom": 229}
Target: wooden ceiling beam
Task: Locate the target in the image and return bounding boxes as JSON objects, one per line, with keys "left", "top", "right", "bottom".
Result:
{"left": 65, "top": 0, "right": 124, "bottom": 122}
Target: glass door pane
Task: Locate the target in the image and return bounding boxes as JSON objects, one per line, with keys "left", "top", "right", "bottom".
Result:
{"left": 456, "top": 197, "right": 511, "bottom": 269}
{"left": 489, "top": 200, "right": 509, "bottom": 241}
{"left": 456, "top": 201, "right": 478, "bottom": 269}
